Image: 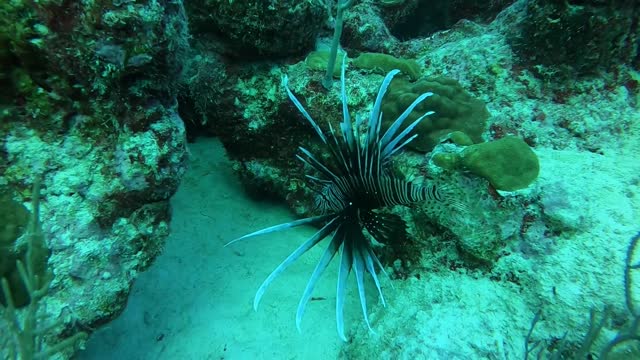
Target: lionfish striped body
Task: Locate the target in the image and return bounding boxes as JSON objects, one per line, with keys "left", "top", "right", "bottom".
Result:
{"left": 228, "top": 60, "right": 452, "bottom": 340}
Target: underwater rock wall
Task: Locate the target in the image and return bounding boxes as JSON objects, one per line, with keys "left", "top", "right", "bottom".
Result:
{"left": 1, "top": 0, "right": 189, "bottom": 357}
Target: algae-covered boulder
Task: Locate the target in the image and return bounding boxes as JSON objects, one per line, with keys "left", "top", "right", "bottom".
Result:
{"left": 1, "top": 0, "right": 188, "bottom": 355}
{"left": 461, "top": 136, "right": 539, "bottom": 191}
{"left": 381, "top": 77, "right": 488, "bottom": 152}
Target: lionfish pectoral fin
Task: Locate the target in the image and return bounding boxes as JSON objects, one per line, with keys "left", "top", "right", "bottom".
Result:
{"left": 353, "top": 244, "right": 375, "bottom": 334}
{"left": 225, "top": 214, "right": 334, "bottom": 247}
{"left": 295, "top": 225, "right": 344, "bottom": 332}
{"left": 336, "top": 239, "right": 354, "bottom": 342}
{"left": 363, "top": 246, "right": 387, "bottom": 307}
{"left": 363, "top": 211, "right": 409, "bottom": 245}
{"left": 253, "top": 216, "right": 340, "bottom": 311}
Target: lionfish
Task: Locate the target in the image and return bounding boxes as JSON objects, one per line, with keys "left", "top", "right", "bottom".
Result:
{"left": 228, "top": 59, "right": 456, "bottom": 340}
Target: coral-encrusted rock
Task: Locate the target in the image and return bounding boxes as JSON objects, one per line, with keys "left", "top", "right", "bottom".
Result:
{"left": 0, "top": 0, "right": 189, "bottom": 358}
{"left": 342, "top": 2, "right": 398, "bottom": 53}
{"left": 185, "top": 0, "right": 326, "bottom": 58}
{"left": 511, "top": 0, "right": 639, "bottom": 76}
{"left": 375, "top": 0, "right": 513, "bottom": 42}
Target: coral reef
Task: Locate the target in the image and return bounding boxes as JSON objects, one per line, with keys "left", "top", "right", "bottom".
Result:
{"left": 2, "top": 0, "right": 637, "bottom": 357}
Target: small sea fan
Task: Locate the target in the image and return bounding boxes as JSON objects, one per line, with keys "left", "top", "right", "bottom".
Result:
{"left": 228, "top": 59, "right": 457, "bottom": 340}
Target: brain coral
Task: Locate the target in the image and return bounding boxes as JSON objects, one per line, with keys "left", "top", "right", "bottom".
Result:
{"left": 381, "top": 77, "right": 489, "bottom": 152}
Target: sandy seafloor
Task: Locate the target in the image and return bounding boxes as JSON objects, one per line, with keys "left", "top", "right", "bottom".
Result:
{"left": 78, "top": 138, "right": 344, "bottom": 359}
{"left": 78, "top": 133, "right": 639, "bottom": 359}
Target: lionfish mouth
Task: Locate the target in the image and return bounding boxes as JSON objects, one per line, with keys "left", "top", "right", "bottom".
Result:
{"left": 227, "top": 58, "right": 457, "bottom": 341}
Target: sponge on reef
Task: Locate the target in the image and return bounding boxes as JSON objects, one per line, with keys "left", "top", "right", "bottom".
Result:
{"left": 434, "top": 136, "right": 540, "bottom": 191}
